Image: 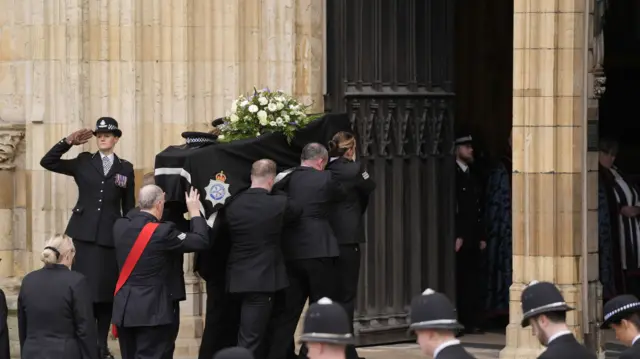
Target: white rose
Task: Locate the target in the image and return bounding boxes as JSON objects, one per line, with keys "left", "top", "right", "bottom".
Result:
{"left": 257, "top": 110, "right": 267, "bottom": 121}
{"left": 230, "top": 114, "right": 239, "bottom": 122}
{"left": 258, "top": 97, "right": 268, "bottom": 105}
{"left": 248, "top": 105, "right": 259, "bottom": 113}
{"left": 269, "top": 121, "right": 276, "bottom": 126}
{"left": 284, "top": 114, "right": 290, "bottom": 121}
{"left": 276, "top": 102, "right": 284, "bottom": 110}
{"left": 276, "top": 117, "right": 284, "bottom": 126}
{"left": 256, "top": 132, "right": 261, "bottom": 136}
{"left": 240, "top": 100, "right": 249, "bottom": 107}
{"left": 218, "top": 134, "right": 225, "bottom": 139}
{"left": 268, "top": 103, "right": 277, "bottom": 112}
{"left": 259, "top": 118, "right": 268, "bottom": 126}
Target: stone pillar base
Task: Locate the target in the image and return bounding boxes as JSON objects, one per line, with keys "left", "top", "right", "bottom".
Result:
{"left": 499, "top": 323, "right": 543, "bottom": 359}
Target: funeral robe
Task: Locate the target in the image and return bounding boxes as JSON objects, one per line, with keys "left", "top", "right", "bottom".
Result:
{"left": 483, "top": 156, "right": 512, "bottom": 316}
{"left": 455, "top": 161, "right": 485, "bottom": 331}
{"left": 111, "top": 211, "right": 210, "bottom": 359}
{"left": 537, "top": 332, "right": 596, "bottom": 359}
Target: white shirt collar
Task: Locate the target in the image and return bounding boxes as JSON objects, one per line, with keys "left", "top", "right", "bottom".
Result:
{"left": 632, "top": 334, "right": 640, "bottom": 345}
{"left": 329, "top": 156, "right": 339, "bottom": 163}
{"left": 433, "top": 339, "right": 460, "bottom": 358}
{"left": 100, "top": 152, "right": 114, "bottom": 162}
{"left": 547, "top": 330, "right": 572, "bottom": 345}
{"left": 456, "top": 160, "right": 468, "bottom": 172}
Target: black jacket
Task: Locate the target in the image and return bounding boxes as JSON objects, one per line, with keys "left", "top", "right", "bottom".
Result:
{"left": 620, "top": 339, "right": 640, "bottom": 359}
{"left": 40, "top": 139, "right": 136, "bottom": 247}
{"left": 18, "top": 264, "right": 98, "bottom": 359}
{"left": 538, "top": 333, "right": 596, "bottom": 359}
{"left": 435, "top": 343, "right": 476, "bottom": 359}
{"left": 0, "top": 289, "right": 9, "bottom": 359}
{"left": 224, "top": 188, "right": 301, "bottom": 293}
{"left": 326, "top": 157, "right": 376, "bottom": 244}
{"left": 273, "top": 166, "right": 345, "bottom": 260}
{"left": 455, "top": 163, "right": 484, "bottom": 245}
{"left": 111, "top": 211, "right": 210, "bottom": 327}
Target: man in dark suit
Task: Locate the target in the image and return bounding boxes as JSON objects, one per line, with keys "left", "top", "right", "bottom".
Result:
{"left": 40, "top": 118, "right": 135, "bottom": 359}
{"left": 267, "top": 143, "right": 345, "bottom": 359}
{"left": 112, "top": 185, "right": 210, "bottom": 359}
{"left": 225, "top": 159, "right": 301, "bottom": 357}
{"left": 453, "top": 133, "right": 485, "bottom": 335}
{"left": 601, "top": 294, "right": 640, "bottom": 359}
{"left": 520, "top": 281, "right": 596, "bottom": 359}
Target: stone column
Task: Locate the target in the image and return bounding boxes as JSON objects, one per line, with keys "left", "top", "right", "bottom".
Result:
{"left": 501, "top": 1, "right": 591, "bottom": 358}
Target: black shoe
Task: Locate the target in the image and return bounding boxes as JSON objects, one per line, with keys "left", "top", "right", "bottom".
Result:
{"left": 100, "top": 347, "right": 115, "bottom": 359}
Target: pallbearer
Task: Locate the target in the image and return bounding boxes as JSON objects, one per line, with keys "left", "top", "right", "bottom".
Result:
{"left": 519, "top": 281, "right": 596, "bottom": 359}
{"left": 408, "top": 288, "right": 476, "bottom": 359}
{"left": 601, "top": 294, "right": 640, "bottom": 358}
{"left": 299, "top": 298, "right": 354, "bottom": 359}
{"left": 40, "top": 117, "right": 135, "bottom": 359}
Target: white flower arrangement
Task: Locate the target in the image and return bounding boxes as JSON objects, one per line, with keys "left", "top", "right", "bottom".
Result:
{"left": 218, "top": 88, "right": 318, "bottom": 142}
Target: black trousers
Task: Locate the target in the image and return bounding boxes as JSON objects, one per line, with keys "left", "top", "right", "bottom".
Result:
{"left": 267, "top": 257, "right": 337, "bottom": 359}
{"left": 198, "top": 282, "right": 241, "bottom": 359}
{"left": 162, "top": 301, "right": 181, "bottom": 359}
{"left": 234, "top": 292, "right": 274, "bottom": 358}
{"left": 336, "top": 244, "right": 361, "bottom": 359}
{"left": 94, "top": 302, "right": 113, "bottom": 351}
{"left": 456, "top": 245, "right": 484, "bottom": 329}
{"left": 118, "top": 324, "right": 173, "bottom": 359}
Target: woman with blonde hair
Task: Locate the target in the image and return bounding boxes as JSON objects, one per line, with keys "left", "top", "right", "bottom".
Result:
{"left": 326, "top": 131, "right": 376, "bottom": 359}
{"left": 18, "top": 234, "right": 98, "bottom": 359}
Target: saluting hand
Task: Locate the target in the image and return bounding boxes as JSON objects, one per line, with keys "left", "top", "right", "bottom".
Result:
{"left": 185, "top": 187, "right": 201, "bottom": 217}
{"left": 65, "top": 128, "right": 93, "bottom": 145}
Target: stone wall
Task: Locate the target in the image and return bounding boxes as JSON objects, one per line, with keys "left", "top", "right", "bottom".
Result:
{"left": 0, "top": 0, "right": 324, "bottom": 356}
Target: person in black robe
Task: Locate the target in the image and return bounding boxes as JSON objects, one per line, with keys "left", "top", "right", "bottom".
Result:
{"left": 601, "top": 294, "right": 640, "bottom": 359}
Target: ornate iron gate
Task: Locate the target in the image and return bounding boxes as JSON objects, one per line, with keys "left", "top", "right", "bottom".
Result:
{"left": 325, "top": 0, "right": 457, "bottom": 345}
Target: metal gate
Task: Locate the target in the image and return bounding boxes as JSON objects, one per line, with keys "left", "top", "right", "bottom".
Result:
{"left": 324, "top": 0, "right": 457, "bottom": 345}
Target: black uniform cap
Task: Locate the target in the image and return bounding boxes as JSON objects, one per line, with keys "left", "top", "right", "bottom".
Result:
{"left": 601, "top": 294, "right": 640, "bottom": 329}
{"left": 409, "top": 288, "right": 464, "bottom": 332}
{"left": 454, "top": 132, "right": 472, "bottom": 146}
{"left": 299, "top": 297, "right": 354, "bottom": 345}
{"left": 213, "top": 347, "right": 254, "bottom": 359}
{"left": 520, "top": 280, "right": 574, "bottom": 327}
{"left": 93, "top": 117, "right": 122, "bottom": 137}
{"left": 181, "top": 131, "right": 218, "bottom": 146}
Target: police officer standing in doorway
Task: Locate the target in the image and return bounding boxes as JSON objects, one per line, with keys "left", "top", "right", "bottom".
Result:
{"left": 520, "top": 281, "right": 596, "bottom": 359}
{"left": 601, "top": 294, "right": 640, "bottom": 358}
{"left": 299, "top": 297, "right": 354, "bottom": 359}
{"left": 40, "top": 117, "right": 135, "bottom": 359}
{"left": 408, "top": 288, "right": 475, "bottom": 359}
{"left": 453, "top": 133, "right": 485, "bottom": 335}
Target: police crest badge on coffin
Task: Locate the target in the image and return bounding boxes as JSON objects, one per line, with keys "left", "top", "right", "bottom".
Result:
{"left": 205, "top": 171, "right": 231, "bottom": 207}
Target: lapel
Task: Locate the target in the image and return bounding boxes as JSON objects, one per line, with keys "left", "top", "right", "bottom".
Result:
{"left": 91, "top": 152, "right": 123, "bottom": 178}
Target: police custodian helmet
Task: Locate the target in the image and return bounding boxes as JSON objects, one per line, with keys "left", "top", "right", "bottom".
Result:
{"left": 409, "top": 288, "right": 464, "bottom": 332}
{"left": 601, "top": 294, "right": 640, "bottom": 329}
{"left": 299, "top": 297, "right": 354, "bottom": 345}
{"left": 520, "top": 281, "right": 574, "bottom": 327}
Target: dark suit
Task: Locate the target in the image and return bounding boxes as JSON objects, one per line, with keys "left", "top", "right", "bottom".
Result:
{"left": 224, "top": 188, "right": 301, "bottom": 356}
{"left": 620, "top": 339, "right": 640, "bottom": 359}
{"left": 112, "top": 211, "right": 210, "bottom": 359}
{"left": 435, "top": 343, "right": 477, "bottom": 359}
{"left": 18, "top": 264, "right": 98, "bottom": 359}
{"left": 455, "top": 162, "right": 485, "bottom": 330}
{"left": 267, "top": 166, "right": 345, "bottom": 359}
{"left": 40, "top": 138, "right": 135, "bottom": 352}
{"left": 538, "top": 333, "right": 596, "bottom": 359}
{"left": 0, "top": 288, "right": 10, "bottom": 359}
{"left": 326, "top": 157, "right": 375, "bottom": 359}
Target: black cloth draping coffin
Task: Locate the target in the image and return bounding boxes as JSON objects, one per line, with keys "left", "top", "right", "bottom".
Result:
{"left": 154, "top": 113, "right": 351, "bottom": 224}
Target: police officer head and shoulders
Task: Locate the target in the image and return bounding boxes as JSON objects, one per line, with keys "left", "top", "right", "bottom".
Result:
{"left": 299, "top": 297, "right": 354, "bottom": 359}
{"left": 409, "top": 288, "right": 475, "bottom": 359}
{"left": 520, "top": 280, "right": 596, "bottom": 359}
{"left": 602, "top": 294, "right": 640, "bottom": 358}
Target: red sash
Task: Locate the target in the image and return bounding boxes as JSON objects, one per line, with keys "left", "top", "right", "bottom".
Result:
{"left": 111, "top": 222, "right": 160, "bottom": 338}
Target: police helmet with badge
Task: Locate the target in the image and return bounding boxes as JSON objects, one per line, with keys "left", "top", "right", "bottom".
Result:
{"left": 520, "top": 280, "right": 573, "bottom": 327}
{"left": 299, "top": 297, "right": 354, "bottom": 345}
{"left": 454, "top": 133, "right": 473, "bottom": 146}
{"left": 92, "top": 117, "right": 122, "bottom": 138}
{"left": 601, "top": 294, "right": 640, "bottom": 330}
{"left": 409, "top": 288, "right": 464, "bottom": 333}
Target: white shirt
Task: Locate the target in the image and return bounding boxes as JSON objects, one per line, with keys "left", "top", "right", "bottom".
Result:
{"left": 632, "top": 334, "right": 640, "bottom": 345}
{"left": 433, "top": 339, "right": 461, "bottom": 358}
{"left": 456, "top": 160, "right": 468, "bottom": 173}
{"left": 100, "top": 152, "right": 114, "bottom": 163}
{"left": 547, "top": 330, "right": 572, "bottom": 345}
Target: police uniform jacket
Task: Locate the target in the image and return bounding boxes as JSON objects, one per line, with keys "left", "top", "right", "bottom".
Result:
{"left": 620, "top": 338, "right": 640, "bottom": 359}
{"left": 455, "top": 163, "right": 484, "bottom": 245}
{"left": 326, "top": 157, "right": 376, "bottom": 244}
{"left": 538, "top": 333, "right": 596, "bottom": 359}
{"left": 224, "top": 188, "right": 301, "bottom": 293}
{"left": 18, "top": 264, "right": 98, "bottom": 359}
{"left": 434, "top": 341, "right": 476, "bottom": 359}
{"left": 273, "top": 166, "right": 346, "bottom": 260}
{"left": 40, "top": 139, "right": 136, "bottom": 247}
{"left": 111, "top": 211, "right": 210, "bottom": 327}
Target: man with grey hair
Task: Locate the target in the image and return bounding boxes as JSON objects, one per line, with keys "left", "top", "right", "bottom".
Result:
{"left": 217, "top": 159, "right": 301, "bottom": 357}
{"left": 267, "top": 143, "right": 345, "bottom": 359}
{"left": 112, "top": 185, "right": 211, "bottom": 359}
